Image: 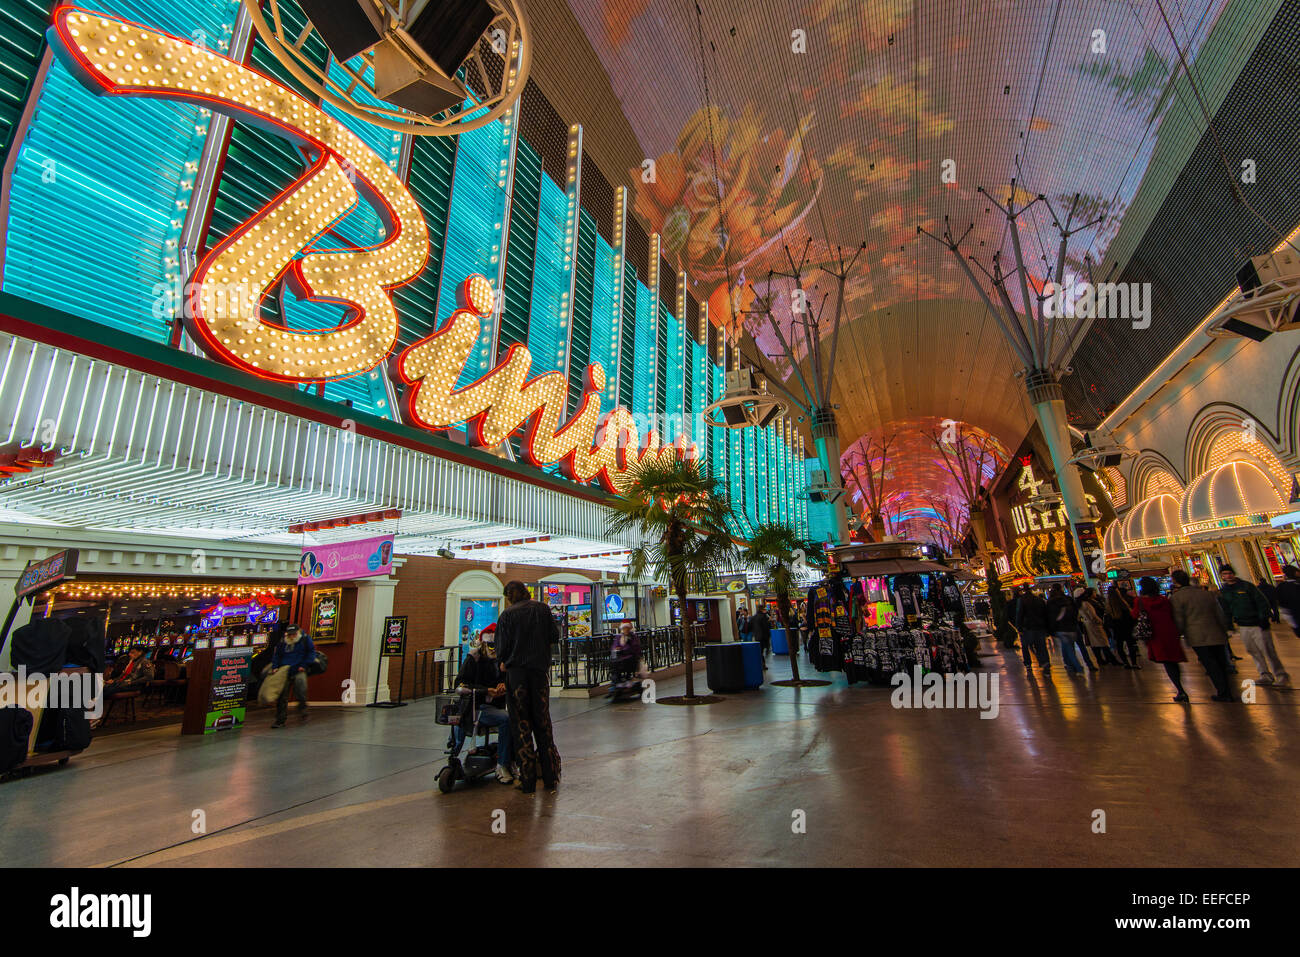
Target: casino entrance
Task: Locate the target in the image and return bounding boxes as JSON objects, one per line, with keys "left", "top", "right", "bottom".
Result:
{"left": 40, "top": 577, "right": 297, "bottom": 734}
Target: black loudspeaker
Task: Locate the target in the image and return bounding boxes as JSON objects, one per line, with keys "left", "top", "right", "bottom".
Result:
{"left": 721, "top": 403, "right": 747, "bottom": 426}
{"left": 1236, "top": 258, "right": 1262, "bottom": 296}
{"left": 407, "top": 0, "right": 497, "bottom": 77}
{"left": 1100, "top": 453, "right": 1123, "bottom": 468}
{"left": 1219, "top": 317, "right": 1273, "bottom": 342}
{"left": 298, "top": 0, "right": 384, "bottom": 63}
{"left": 756, "top": 403, "right": 782, "bottom": 428}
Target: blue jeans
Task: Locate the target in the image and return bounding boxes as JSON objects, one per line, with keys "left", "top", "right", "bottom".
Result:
{"left": 1055, "top": 631, "right": 1084, "bottom": 673}
{"left": 453, "top": 704, "right": 513, "bottom": 769}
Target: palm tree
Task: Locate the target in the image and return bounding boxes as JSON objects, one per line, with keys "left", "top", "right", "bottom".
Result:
{"left": 605, "top": 457, "right": 741, "bottom": 702}
{"left": 741, "top": 522, "right": 831, "bottom": 687}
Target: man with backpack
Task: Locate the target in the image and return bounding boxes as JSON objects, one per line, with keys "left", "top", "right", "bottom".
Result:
{"left": 1217, "top": 565, "right": 1290, "bottom": 688}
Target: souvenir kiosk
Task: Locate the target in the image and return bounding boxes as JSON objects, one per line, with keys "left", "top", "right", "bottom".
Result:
{"left": 811, "top": 541, "right": 973, "bottom": 684}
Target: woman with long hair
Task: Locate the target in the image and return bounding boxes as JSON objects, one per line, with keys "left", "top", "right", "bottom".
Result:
{"left": 1078, "top": 587, "right": 1121, "bottom": 665}
{"left": 1106, "top": 579, "right": 1140, "bottom": 669}
{"left": 1132, "top": 576, "right": 1189, "bottom": 701}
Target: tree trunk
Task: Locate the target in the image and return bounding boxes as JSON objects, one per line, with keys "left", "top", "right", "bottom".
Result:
{"left": 776, "top": 590, "right": 801, "bottom": 682}
{"left": 680, "top": 584, "right": 695, "bottom": 698}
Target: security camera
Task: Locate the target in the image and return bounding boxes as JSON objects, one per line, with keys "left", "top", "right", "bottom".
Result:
{"left": 436, "top": 547, "right": 456, "bottom": 560}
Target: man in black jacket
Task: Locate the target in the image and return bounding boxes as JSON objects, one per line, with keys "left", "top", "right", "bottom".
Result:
{"left": 1015, "top": 586, "right": 1052, "bottom": 676}
{"left": 496, "top": 581, "right": 561, "bottom": 794}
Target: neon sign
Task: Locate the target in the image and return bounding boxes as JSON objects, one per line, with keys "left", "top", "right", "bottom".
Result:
{"left": 49, "top": 8, "right": 687, "bottom": 493}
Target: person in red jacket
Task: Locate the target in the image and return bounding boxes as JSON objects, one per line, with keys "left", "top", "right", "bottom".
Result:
{"left": 1132, "top": 576, "right": 1188, "bottom": 701}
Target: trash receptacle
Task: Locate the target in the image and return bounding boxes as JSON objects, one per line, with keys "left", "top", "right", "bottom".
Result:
{"left": 770, "top": 627, "right": 788, "bottom": 654}
{"left": 703, "top": 642, "right": 745, "bottom": 693}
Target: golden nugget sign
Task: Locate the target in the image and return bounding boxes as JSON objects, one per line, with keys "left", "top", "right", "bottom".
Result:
{"left": 50, "top": 8, "right": 688, "bottom": 493}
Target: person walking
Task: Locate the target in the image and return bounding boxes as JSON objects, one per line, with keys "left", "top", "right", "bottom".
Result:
{"left": 1217, "top": 564, "right": 1291, "bottom": 688}
{"left": 748, "top": 605, "right": 772, "bottom": 669}
{"left": 270, "top": 624, "right": 315, "bottom": 728}
{"left": 1132, "top": 576, "right": 1189, "bottom": 701}
{"left": 1078, "top": 587, "right": 1121, "bottom": 665}
{"left": 1014, "top": 585, "right": 1052, "bottom": 675}
{"left": 1169, "top": 569, "right": 1235, "bottom": 701}
{"left": 1276, "top": 564, "right": 1300, "bottom": 637}
{"left": 1046, "top": 583, "right": 1087, "bottom": 676}
{"left": 1107, "top": 579, "right": 1141, "bottom": 669}
{"left": 495, "top": 580, "right": 562, "bottom": 794}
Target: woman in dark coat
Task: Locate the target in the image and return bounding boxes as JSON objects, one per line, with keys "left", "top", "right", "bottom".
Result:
{"left": 1132, "top": 576, "right": 1188, "bottom": 701}
{"left": 1106, "top": 580, "right": 1140, "bottom": 669}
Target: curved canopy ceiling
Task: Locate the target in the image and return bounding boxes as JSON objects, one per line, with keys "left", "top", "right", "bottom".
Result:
{"left": 531, "top": 0, "right": 1292, "bottom": 500}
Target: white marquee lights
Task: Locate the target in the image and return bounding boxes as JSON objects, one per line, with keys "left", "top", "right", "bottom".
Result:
{"left": 49, "top": 8, "right": 686, "bottom": 492}
{"left": 52, "top": 8, "right": 427, "bottom": 382}
{"left": 394, "top": 276, "right": 692, "bottom": 493}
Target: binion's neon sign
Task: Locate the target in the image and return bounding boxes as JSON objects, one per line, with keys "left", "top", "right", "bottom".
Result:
{"left": 48, "top": 7, "right": 691, "bottom": 493}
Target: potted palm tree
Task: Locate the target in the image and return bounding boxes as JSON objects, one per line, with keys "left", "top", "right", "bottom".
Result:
{"left": 605, "top": 457, "right": 741, "bottom": 704}
{"left": 741, "top": 522, "right": 832, "bottom": 687}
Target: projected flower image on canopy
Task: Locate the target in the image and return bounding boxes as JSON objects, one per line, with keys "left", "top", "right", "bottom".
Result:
{"left": 842, "top": 417, "right": 1009, "bottom": 548}
{"left": 567, "top": 0, "right": 1231, "bottom": 389}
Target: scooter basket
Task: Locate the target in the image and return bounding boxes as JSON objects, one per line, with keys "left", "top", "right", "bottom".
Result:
{"left": 434, "top": 693, "right": 461, "bottom": 726}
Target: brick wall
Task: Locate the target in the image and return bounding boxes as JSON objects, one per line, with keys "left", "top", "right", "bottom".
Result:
{"left": 386, "top": 556, "right": 596, "bottom": 699}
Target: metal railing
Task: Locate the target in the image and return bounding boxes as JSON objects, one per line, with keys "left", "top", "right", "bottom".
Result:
{"left": 555, "top": 625, "right": 705, "bottom": 690}
{"left": 415, "top": 625, "right": 707, "bottom": 697}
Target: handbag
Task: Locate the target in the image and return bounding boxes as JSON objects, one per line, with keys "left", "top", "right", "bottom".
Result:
{"left": 1133, "top": 608, "right": 1153, "bottom": 642}
{"left": 258, "top": 665, "right": 290, "bottom": 705}
{"left": 306, "top": 650, "right": 328, "bottom": 676}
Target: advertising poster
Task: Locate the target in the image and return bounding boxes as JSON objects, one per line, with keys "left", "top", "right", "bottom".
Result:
{"left": 458, "top": 599, "right": 499, "bottom": 646}
{"left": 299, "top": 534, "right": 395, "bottom": 584}
{"left": 381, "top": 616, "right": 408, "bottom": 657}
{"left": 205, "top": 646, "right": 253, "bottom": 733}
{"left": 311, "top": 587, "right": 342, "bottom": 641}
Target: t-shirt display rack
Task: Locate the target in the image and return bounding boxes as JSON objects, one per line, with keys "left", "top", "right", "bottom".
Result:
{"left": 805, "top": 573, "right": 972, "bottom": 686}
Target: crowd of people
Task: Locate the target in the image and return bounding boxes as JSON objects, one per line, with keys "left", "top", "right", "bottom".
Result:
{"left": 1006, "top": 563, "right": 1298, "bottom": 701}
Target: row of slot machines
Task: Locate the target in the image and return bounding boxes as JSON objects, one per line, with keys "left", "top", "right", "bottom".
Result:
{"left": 108, "top": 628, "right": 271, "bottom": 662}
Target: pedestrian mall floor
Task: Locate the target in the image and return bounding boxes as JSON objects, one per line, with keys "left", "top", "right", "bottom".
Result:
{"left": 4, "top": 636, "right": 1298, "bottom": 867}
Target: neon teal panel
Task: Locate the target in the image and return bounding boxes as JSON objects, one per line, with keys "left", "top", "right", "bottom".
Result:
{"left": 2, "top": 0, "right": 240, "bottom": 340}
{"left": 437, "top": 115, "right": 511, "bottom": 391}
{"left": 590, "top": 233, "right": 619, "bottom": 409}
{"left": 567, "top": 209, "right": 596, "bottom": 413}
{"left": 662, "top": 309, "right": 682, "bottom": 441}
{"left": 393, "top": 133, "right": 454, "bottom": 348}
{"left": 632, "top": 280, "right": 654, "bottom": 419}
{"left": 528, "top": 174, "right": 570, "bottom": 376}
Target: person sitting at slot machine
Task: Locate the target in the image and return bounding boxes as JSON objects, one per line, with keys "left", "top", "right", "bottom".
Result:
{"left": 269, "top": 624, "right": 316, "bottom": 728}
{"left": 91, "top": 645, "right": 154, "bottom": 728}
{"left": 452, "top": 624, "right": 514, "bottom": 785}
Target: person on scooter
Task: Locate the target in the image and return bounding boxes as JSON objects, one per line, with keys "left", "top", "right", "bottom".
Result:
{"left": 608, "top": 621, "right": 641, "bottom": 699}
{"left": 452, "top": 624, "right": 514, "bottom": 784}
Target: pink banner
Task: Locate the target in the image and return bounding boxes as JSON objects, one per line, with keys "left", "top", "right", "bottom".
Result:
{"left": 299, "top": 535, "right": 395, "bottom": 584}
